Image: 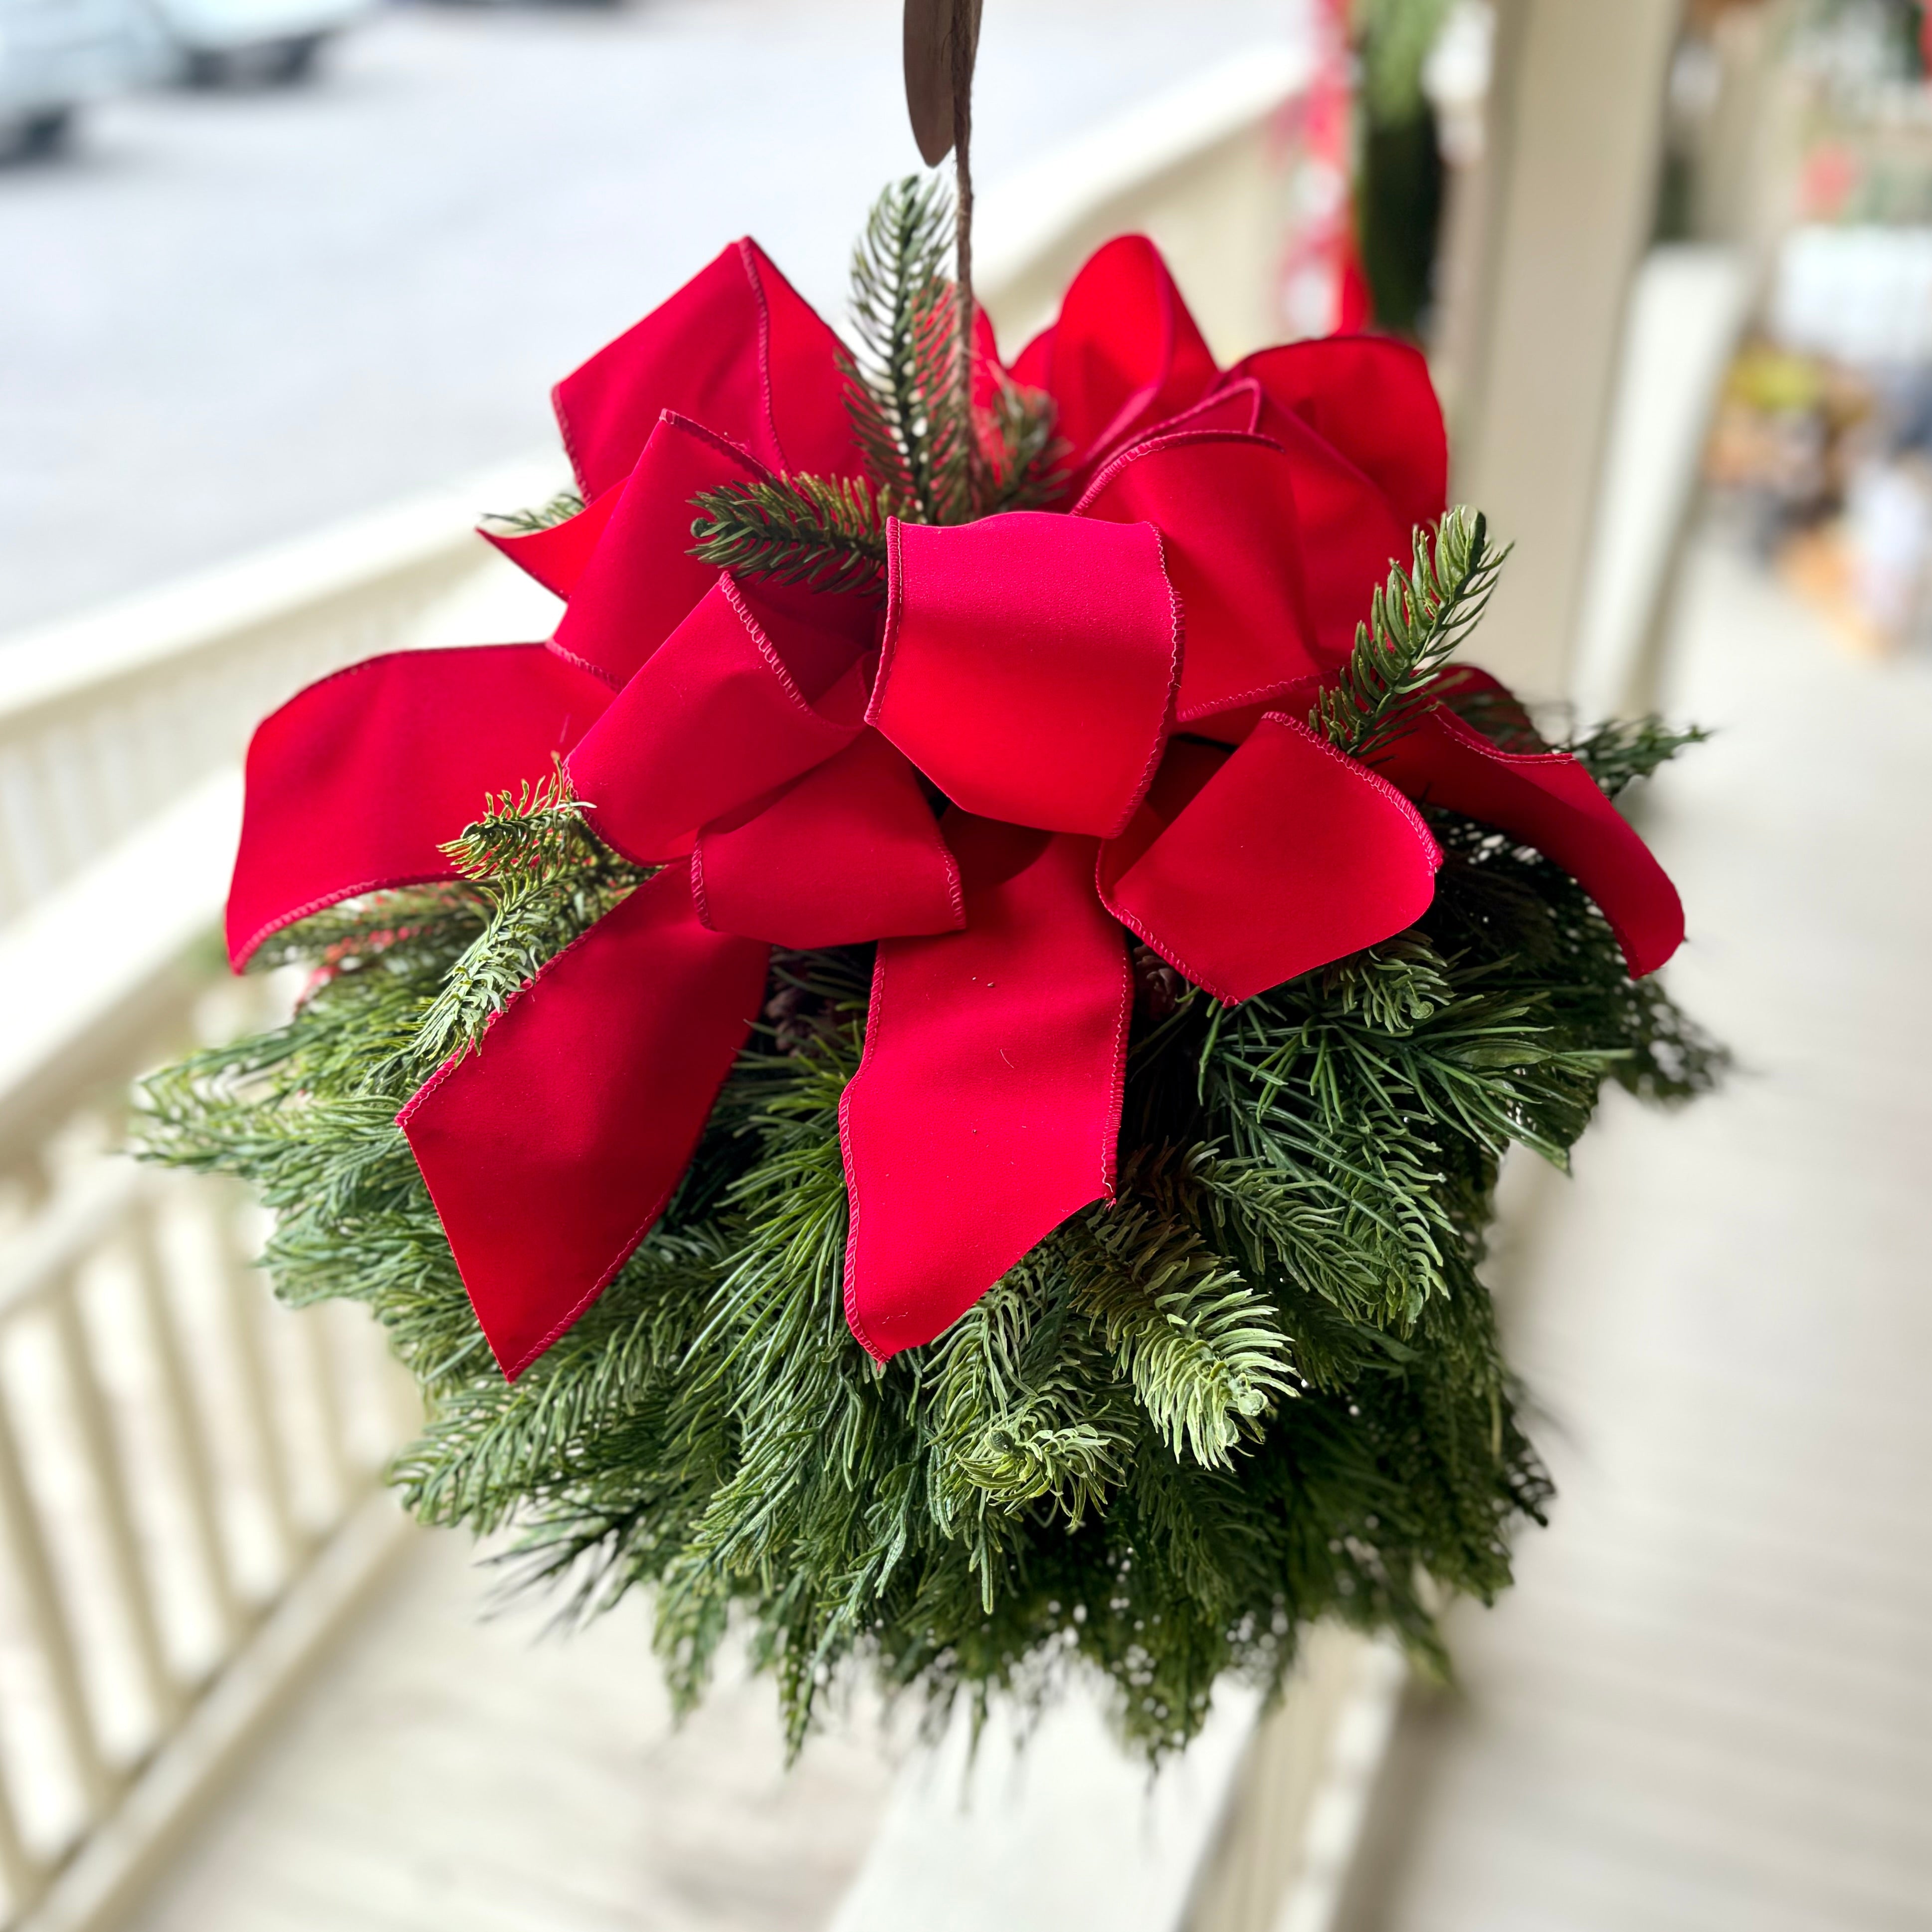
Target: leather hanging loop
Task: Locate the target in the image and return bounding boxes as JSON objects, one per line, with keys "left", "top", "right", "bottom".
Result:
{"left": 904, "top": 0, "right": 984, "bottom": 166}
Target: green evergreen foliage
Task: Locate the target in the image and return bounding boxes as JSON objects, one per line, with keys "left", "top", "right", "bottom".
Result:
{"left": 480, "top": 490, "right": 585, "bottom": 536}
{"left": 689, "top": 474, "right": 889, "bottom": 598}
{"left": 844, "top": 173, "right": 972, "bottom": 526}
{"left": 137, "top": 713, "right": 1722, "bottom": 1759}
{"left": 1311, "top": 506, "right": 1509, "bottom": 761}
{"left": 688, "top": 175, "right": 1064, "bottom": 600}
{"left": 1560, "top": 717, "right": 1713, "bottom": 799}
{"left": 138, "top": 175, "right": 1723, "bottom": 1762}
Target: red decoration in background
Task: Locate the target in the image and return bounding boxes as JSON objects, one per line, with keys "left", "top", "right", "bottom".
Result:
{"left": 1270, "top": 0, "right": 1368, "bottom": 340}
{"left": 226, "top": 233, "right": 1683, "bottom": 1381}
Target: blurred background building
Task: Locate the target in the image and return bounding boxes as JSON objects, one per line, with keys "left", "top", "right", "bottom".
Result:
{"left": 0, "top": 3, "right": 1927, "bottom": 1931}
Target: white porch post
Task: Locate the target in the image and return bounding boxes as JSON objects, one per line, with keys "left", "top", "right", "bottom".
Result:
{"left": 1445, "top": 0, "right": 1684, "bottom": 699}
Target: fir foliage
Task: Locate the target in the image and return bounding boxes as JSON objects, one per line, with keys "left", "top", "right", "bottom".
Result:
{"left": 137, "top": 723, "right": 1722, "bottom": 1760}
{"left": 1311, "top": 506, "right": 1509, "bottom": 761}
{"left": 688, "top": 474, "right": 889, "bottom": 598}
{"left": 843, "top": 173, "right": 972, "bottom": 526}
{"left": 686, "top": 176, "right": 1065, "bottom": 602}
{"left": 1561, "top": 717, "right": 1713, "bottom": 799}
{"left": 480, "top": 491, "right": 585, "bottom": 535}
{"left": 840, "top": 175, "right": 1065, "bottom": 522}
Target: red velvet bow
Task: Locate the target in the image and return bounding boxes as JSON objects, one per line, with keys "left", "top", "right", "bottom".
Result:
{"left": 226, "top": 234, "right": 1684, "bottom": 1377}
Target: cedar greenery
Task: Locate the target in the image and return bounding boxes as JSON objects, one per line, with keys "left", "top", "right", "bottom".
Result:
{"left": 136, "top": 176, "right": 1723, "bottom": 1762}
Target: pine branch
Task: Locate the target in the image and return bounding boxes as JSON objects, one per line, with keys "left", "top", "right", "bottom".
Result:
{"left": 842, "top": 175, "right": 967, "bottom": 524}
{"left": 980, "top": 373, "right": 1070, "bottom": 514}
{"left": 1070, "top": 1157, "right": 1298, "bottom": 1468}
{"left": 479, "top": 490, "right": 585, "bottom": 535}
{"left": 388, "top": 765, "right": 642, "bottom": 1081}
{"left": 688, "top": 474, "right": 887, "bottom": 598}
{"left": 838, "top": 175, "right": 1066, "bottom": 525}
{"left": 1562, "top": 717, "right": 1712, "bottom": 798}
{"left": 1312, "top": 506, "right": 1510, "bottom": 763}
{"left": 927, "top": 1266, "right": 1136, "bottom": 1579}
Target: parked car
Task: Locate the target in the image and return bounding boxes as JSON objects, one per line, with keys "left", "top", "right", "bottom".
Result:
{"left": 147, "top": 0, "right": 374, "bottom": 86}
{"left": 0, "top": 0, "right": 162, "bottom": 158}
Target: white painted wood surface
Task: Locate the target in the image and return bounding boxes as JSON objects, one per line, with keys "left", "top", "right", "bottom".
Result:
{"left": 830, "top": 1683, "right": 1261, "bottom": 1932}
{"left": 1570, "top": 244, "right": 1753, "bottom": 723}
{"left": 0, "top": 455, "right": 561, "bottom": 935}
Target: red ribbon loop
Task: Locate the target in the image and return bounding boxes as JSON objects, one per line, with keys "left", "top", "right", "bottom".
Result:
{"left": 548, "top": 412, "right": 770, "bottom": 688}
{"left": 555, "top": 239, "right": 861, "bottom": 497}
{"left": 870, "top": 512, "right": 1181, "bottom": 838}
{"left": 1011, "top": 234, "right": 1219, "bottom": 468}
{"left": 693, "top": 730, "right": 965, "bottom": 949}
{"left": 1228, "top": 337, "right": 1449, "bottom": 541}
{"left": 483, "top": 483, "right": 620, "bottom": 602}
{"left": 1074, "top": 429, "right": 1326, "bottom": 719}
{"left": 1098, "top": 716, "right": 1443, "bottom": 1005}
{"left": 1370, "top": 707, "right": 1686, "bottom": 978}
{"left": 226, "top": 643, "right": 612, "bottom": 967}
{"left": 569, "top": 576, "right": 868, "bottom": 865}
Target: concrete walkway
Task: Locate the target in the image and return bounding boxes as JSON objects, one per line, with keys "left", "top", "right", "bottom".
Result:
{"left": 1340, "top": 540, "right": 1932, "bottom": 1932}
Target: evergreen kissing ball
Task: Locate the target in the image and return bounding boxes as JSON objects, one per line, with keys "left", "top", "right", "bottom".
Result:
{"left": 142, "top": 180, "right": 1721, "bottom": 1757}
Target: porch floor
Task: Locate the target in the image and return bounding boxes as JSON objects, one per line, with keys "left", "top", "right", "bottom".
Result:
{"left": 116, "top": 1531, "right": 897, "bottom": 1932}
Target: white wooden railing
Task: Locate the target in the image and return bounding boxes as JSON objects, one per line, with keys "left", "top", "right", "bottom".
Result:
{"left": 0, "top": 962, "right": 421, "bottom": 1932}
{"left": 0, "top": 457, "right": 564, "bottom": 1932}
{"left": 0, "top": 43, "right": 1414, "bottom": 1932}
{"left": 0, "top": 456, "right": 561, "bottom": 938}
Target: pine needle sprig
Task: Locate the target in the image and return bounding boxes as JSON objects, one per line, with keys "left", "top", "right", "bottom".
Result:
{"left": 1070, "top": 1172, "right": 1298, "bottom": 1469}
{"left": 979, "top": 373, "right": 1070, "bottom": 515}
{"left": 927, "top": 1267, "right": 1135, "bottom": 1559}
{"left": 688, "top": 474, "right": 888, "bottom": 597}
{"left": 1562, "top": 717, "right": 1712, "bottom": 798}
{"left": 391, "top": 764, "right": 642, "bottom": 1080}
{"left": 841, "top": 175, "right": 972, "bottom": 525}
{"left": 1313, "top": 506, "right": 1510, "bottom": 763}
{"left": 479, "top": 490, "right": 585, "bottom": 536}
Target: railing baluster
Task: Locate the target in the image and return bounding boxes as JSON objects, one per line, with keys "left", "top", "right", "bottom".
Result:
{"left": 212, "top": 1198, "right": 306, "bottom": 1570}
{"left": 127, "top": 1199, "right": 244, "bottom": 1648}
{"left": 49, "top": 1284, "right": 181, "bottom": 1729}
{"left": 0, "top": 1749, "right": 43, "bottom": 1921}
{"left": 0, "top": 1375, "right": 112, "bottom": 1809}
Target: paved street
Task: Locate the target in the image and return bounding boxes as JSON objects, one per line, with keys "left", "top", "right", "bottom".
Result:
{"left": 0, "top": 0, "right": 1294, "bottom": 637}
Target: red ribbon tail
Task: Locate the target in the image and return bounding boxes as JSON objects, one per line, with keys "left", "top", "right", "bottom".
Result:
{"left": 838, "top": 819, "right": 1133, "bottom": 1360}
{"left": 398, "top": 869, "right": 769, "bottom": 1379}
{"left": 1375, "top": 708, "right": 1686, "bottom": 977}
